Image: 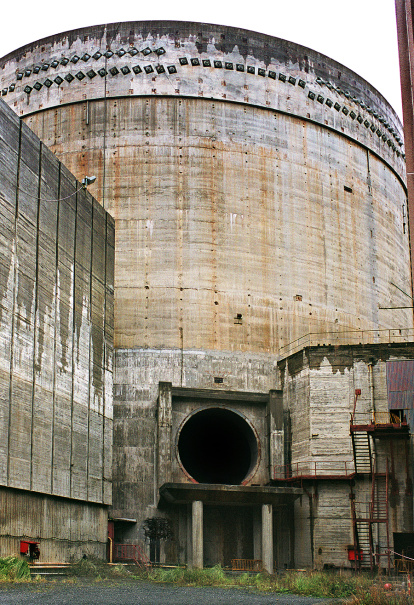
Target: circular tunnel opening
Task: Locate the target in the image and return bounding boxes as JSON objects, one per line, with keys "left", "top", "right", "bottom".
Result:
{"left": 177, "top": 407, "right": 259, "bottom": 485}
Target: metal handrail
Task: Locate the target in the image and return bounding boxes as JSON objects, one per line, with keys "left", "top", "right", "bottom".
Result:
{"left": 350, "top": 411, "right": 407, "bottom": 427}
{"left": 113, "top": 543, "right": 151, "bottom": 569}
{"left": 231, "top": 559, "right": 263, "bottom": 571}
{"left": 278, "top": 327, "right": 414, "bottom": 359}
{"left": 273, "top": 461, "right": 355, "bottom": 480}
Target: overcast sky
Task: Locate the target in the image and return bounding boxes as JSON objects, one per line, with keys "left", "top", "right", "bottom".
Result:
{"left": 0, "top": 0, "right": 403, "bottom": 119}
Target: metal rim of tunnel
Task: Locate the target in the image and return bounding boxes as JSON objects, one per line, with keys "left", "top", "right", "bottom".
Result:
{"left": 175, "top": 405, "right": 261, "bottom": 486}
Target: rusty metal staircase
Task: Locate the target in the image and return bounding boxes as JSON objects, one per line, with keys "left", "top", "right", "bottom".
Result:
{"left": 349, "top": 390, "right": 390, "bottom": 570}
{"left": 350, "top": 462, "right": 390, "bottom": 571}
{"left": 351, "top": 431, "right": 373, "bottom": 474}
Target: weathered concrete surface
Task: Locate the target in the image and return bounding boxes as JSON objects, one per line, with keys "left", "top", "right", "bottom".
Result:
{"left": 279, "top": 342, "right": 414, "bottom": 569}
{"left": 0, "top": 98, "right": 114, "bottom": 560}
{"left": 0, "top": 23, "right": 410, "bottom": 353}
{"left": 1, "top": 23, "right": 412, "bottom": 569}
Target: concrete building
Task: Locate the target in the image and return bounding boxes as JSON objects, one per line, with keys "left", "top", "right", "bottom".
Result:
{"left": 0, "top": 21, "right": 413, "bottom": 570}
{"left": 0, "top": 97, "right": 114, "bottom": 562}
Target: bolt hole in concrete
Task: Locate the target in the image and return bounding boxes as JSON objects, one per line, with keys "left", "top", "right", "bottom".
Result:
{"left": 178, "top": 408, "right": 258, "bottom": 484}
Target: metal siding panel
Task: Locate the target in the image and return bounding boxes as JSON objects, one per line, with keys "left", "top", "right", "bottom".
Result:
{"left": 386, "top": 360, "right": 414, "bottom": 409}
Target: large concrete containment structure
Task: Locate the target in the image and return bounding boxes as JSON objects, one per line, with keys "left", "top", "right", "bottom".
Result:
{"left": 1, "top": 20, "right": 413, "bottom": 570}
{"left": 0, "top": 98, "right": 114, "bottom": 561}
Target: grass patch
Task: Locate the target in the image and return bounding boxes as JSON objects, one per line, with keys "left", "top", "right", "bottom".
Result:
{"left": 68, "top": 557, "right": 131, "bottom": 580}
{"left": 0, "top": 556, "right": 30, "bottom": 581}
{"left": 147, "top": 566, "right": 414, "bottom": 603}
{"left": 149, "top": 565, "right": 227, "bottom": 586}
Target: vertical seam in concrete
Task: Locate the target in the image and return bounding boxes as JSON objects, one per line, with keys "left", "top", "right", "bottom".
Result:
{"left": 86, "top": 198, "right": 93, "bottom": 502}
{"left": 366, "top": 149, "right": 379, "bottom": 329}
{"left": 102, "top": 211, "right": 107, "bottom": 502}
{"left": 102, "top": 56, "right": 108, "bottom": 210}
{"left": 7, "top": 120, "right": 23, "bottom": 486}
{"left": 50, "top": 162, "right": 61, "bottom": 494}
{"left": 29, "top": 140, "right": 43, "bottom": 491}
{"left": 69, "top": 186, "right": 78, "bottom": 498}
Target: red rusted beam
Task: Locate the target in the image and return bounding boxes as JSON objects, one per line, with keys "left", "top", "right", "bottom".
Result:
{"left": 395, "top": 0, "right": 414, "bottom": 296}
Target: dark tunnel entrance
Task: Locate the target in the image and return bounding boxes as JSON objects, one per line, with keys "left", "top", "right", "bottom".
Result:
{"left": 177, "top": 408, "right": 259, "bottom": 485}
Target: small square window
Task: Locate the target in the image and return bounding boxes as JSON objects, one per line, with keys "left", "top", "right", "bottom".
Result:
{"left": 191, "top": 58, "right": 200, "bottom": 66}
{"left": 247, "top": 66, "right": 255, "bottom": 74}
{"left": 156, "top": 65, "right": 165, "bottom": 74}
{"left": 121, "top": 66, "right": 131, "bottom": 75}
{"left": 167, "top": 65, "right": 177, "bottom": 74}
{"left": 98, "top": 68, "right": 107, "bottom": 77}
{"left": 278, "top": 73, "right": 286, "bottom": 82}
{"left": 225, "top": 62, "right": 233, "bottom": 70}
{"left": 109, "top": 67, "right": 119, "bottom": 76}
{"left": 325, "top": 98, "right": 333, "bottom": 108}
{"left": 75, "top": 71, "right": 85, "bottom": 80}
{"left": 142, "top": 47, "right": 152, "bottom": 56}
{"left": 236, "top": 64, "right": 244, "bottom": 72}
{"left": 87, "top": 70, "right": 97, "bottom": 79}
{"left": 132, "top": 65, "right": 142, "bottom": 74}
{"left": 308, "top": 91, "right": 316, "bottom": 100}
{"left": 298, "top": 79, "right": 306, "bottom": 88}
{"left": 65, "top": 74, "right": 74, "bottom": 83}
{"left": 214, "top": 60, "right": 223, "bottom": 68}
{"left": 258, "top": 68, "right": 265, "bottom": 76}
{"left": 203, "top": 59, "right": 211, "bottom": 67}
{"left": 334, "top": 102, "right": 341, "bottom": 111}
{"left": 268, "top": 71, "right": 276, "bottom": 79}
{"left": 179, "top": 57, "right": 188, "bottom": 65}
{"left": 288, "top": 76, "right": 296, "bottom": 85}
{"left": 144, "top": 65, "right": 154, "bottom": 74}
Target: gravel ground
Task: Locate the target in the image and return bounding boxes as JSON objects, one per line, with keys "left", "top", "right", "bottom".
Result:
{"left": 0, "top": 580, "right": 341, "bottom": 605}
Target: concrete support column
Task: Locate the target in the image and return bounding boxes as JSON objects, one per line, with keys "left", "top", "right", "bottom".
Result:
{"left": 262, "top": 503, "right": 273, "bottom": 573}
{"left": 157, "top": 382, "right": 173, "bottom": 487}
{"left": 192, "top": 500, "right": 203, "bottom": 569}
{"left": 253, "top": 507, "right": 262, "bottom": 560}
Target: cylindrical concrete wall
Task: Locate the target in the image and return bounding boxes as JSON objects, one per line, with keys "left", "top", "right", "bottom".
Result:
{"left": 1, "top": 21, "right": 411, "bottom": 354}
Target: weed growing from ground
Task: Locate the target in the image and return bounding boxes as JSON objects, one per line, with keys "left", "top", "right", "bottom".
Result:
{"left": 0, "top": 556, "right": 30, "bottom": 581}
{"left": 148, "top": 566, "right": 414, "bottom": 603}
